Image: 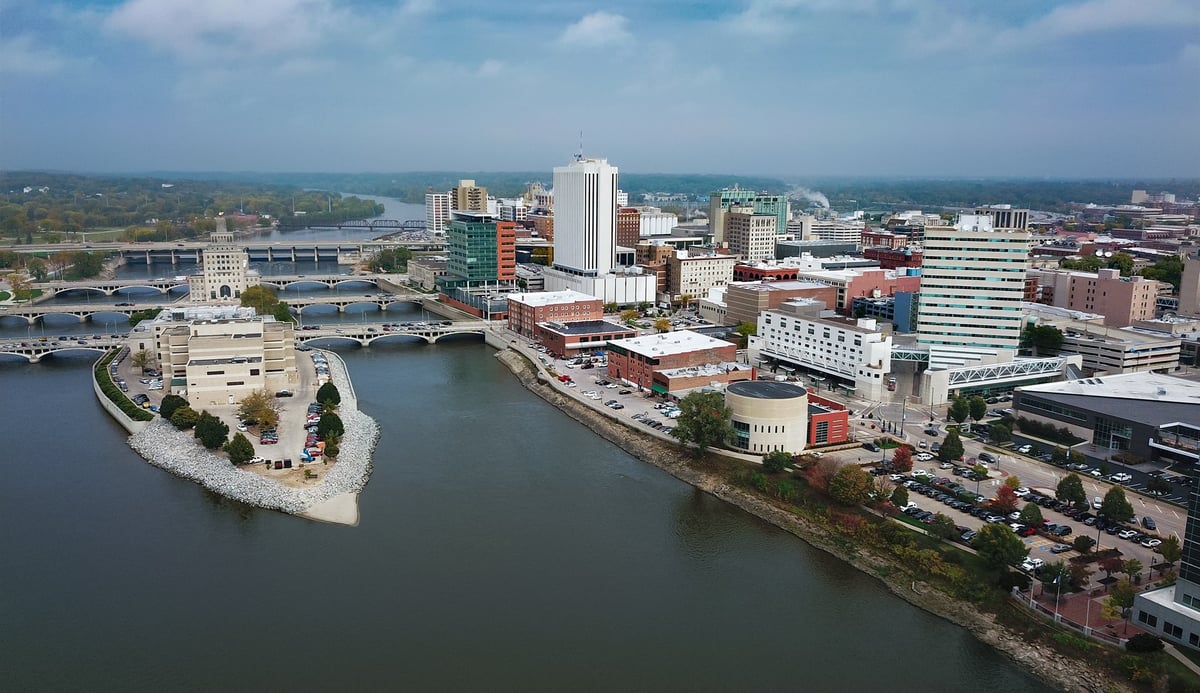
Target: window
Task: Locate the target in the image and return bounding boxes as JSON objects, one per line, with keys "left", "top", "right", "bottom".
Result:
{"left": 1165, "top": 622, "right": 1184, "bottom": 639}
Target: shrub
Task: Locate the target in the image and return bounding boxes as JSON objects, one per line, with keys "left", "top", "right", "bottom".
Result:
{"left": 316, "top": 381, "right": 341, "bottom": 407}
{"left": 1125, "top": 633, "right": 1165, "bottom": 654}
{"left": 159, "top": 394, "right": 187, "bottom": 420}
{"left": 170, "top": 406, "right": 199, "bottom": 430}
{"left": 94, "top": 349, "right": 154, "bottom": 422}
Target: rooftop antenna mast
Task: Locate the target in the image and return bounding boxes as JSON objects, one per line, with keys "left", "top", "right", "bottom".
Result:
{"left": 576, "top": 130, "right": 583, "bottom": 161}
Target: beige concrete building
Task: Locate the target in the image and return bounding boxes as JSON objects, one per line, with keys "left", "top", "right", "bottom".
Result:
{"left": 726, "top": 380, "right": 809, "bottom": 454}
{"left": 722, "top": 280, "right": 838, "bottom": 327}
{"left": 666, "top": 249, "right": 737, "bottom": 304}
{"left": 1181, "top": 249, "right": 1200, "bottom": 318}
{"left": 1031, "top": 267, "right": 1162, "bottom": 327}
{"left": 187, "top": 228, "right": 254, "bottom": 302}
{"left": 724, "top": 207, "right": 777, "bottom": 261}
{"left": 151, "top": 308, "right": 297, "bottom": 408}
{"left": 408, "top": 257, "right": 448, "bottom": 291}
{"left": 452, "top": 179, "right": 488, "bottom": 212}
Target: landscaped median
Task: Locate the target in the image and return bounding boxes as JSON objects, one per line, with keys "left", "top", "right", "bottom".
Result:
{"left": 94, "top": 347, "right": 153, "bottom": 423}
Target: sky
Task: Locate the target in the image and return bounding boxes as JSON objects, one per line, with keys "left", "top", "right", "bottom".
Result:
{"left": 2, "top": 0, "right": 1198, "bottom": 178}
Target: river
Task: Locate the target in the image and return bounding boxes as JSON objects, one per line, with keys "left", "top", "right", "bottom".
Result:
{"left": 0, "top": 200, "right": 1054, "bottom": 690}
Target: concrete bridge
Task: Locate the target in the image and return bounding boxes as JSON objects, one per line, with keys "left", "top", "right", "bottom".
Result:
{"left": 33, "top": 272, "right": 401, "bottom": 299}
{"left": 296, "top": 321, "right": 489, "bottom": 346}
{"left": 0, "top": 335, "right": 127, "bottom": 363}
{"left": 10, "top": 237, "right": 444, "bottom": 265}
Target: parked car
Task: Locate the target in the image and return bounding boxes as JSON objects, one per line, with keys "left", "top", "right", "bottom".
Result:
{"left": 1142, "top": 516, "right": 1157, "bottom": 531}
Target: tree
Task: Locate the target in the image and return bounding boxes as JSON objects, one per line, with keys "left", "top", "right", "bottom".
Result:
{"left": 1073, "top": 536, "right": 1096, "bottom": 554}
{"left": 240, "top": 284, "right": 282, "bottom": 317}
{"left": 223, "top": 432, "right": 255, "bottom": 464}
{"left": 237, "top": 389, "right": 281, "bottom": 429}
{"left": 1125, "top": 633, "right": 1164, "bottom": 654}
{"left": 974, "top": 522, "right": 1029, "bottom": 571}
{"left": 828, "top": 464, "right": 872, "bottom": 505}
{"left": 890, "top": 445, "right": 913, "bottom": 473}
{"left": 1100, "top": 486, "right": 1135, "bottom": 524}
{"left": 170, "top": 405, "right": 199, "bottom": 430}
{"left": 967, "top": 396, "right": 988, "bottom": 422}
{"left": 272, "top": 301, "right": 295, "bottom": 323}
{"left": 1018, "top": 502, "right": 1044, "bottom": 526}
{"left": 70, "top": 250, "right": 105, "bottom": 278}
{"left": 1056, "top": 473, "right": 1087, "bottom": 508}
{"left": 131, "top": 348, "right": 156, "bottom": 373}
{"left": 1146, "top": 476, "right": 1172, "bottom": 497}
{"left": 1123, "top": 559, "right": 1144, "bottom": 583}
{"left": 1069, "top": 563, "right": 1094, "bottom": 591}
{"left": 993, "top": 485, "right": 1019, "bottom": 514}
{"left": 603, "top": 302, "right": 618, "bottom": 314}
{"left": 989, "top": 423, "right": 1011, "bottom": 444}
{"left": 1099, "top": 555, "right": 1124, "bottom": 582}
{"left": 890, "top": 485, "right": 909, "bottom": 508}
{"left": 193, "top": 410, "right": 229, "bottom": 449}
{"left": 1107, "top": 252, "right": 1135, "bottom": 277}
{"left": 1039, "top": 560, "right": 1072, "bottom": 593}
{"left": 653, "top": 318, "right": 672, "bottom": 333}
{"left": 1004, "top": 475, "right": 1021, "bottom": 489}
{"left": 929, "top": 513, "right": 958, "bottom": 541}
{"left": 1051, "top": 446, "right": 1068, "bottom": 466}
{"left": 1107, "top": 579, "right": 1136, "bottom": 633}
{"left": 1141, "top": 255, "right": 1185, "bottom": 292}
{"left": 158, "top": 394, "right": 188, "bottom": 421}
{"left": 637, "top": 301, "right": 651, "bottom": 312}
{"left": 317, "top": 412, "right": 344, "bottom": 440}
{"left": 762, "top": 450, "right": 792, "bottom": 473}
{"left": 938, "top": 429, "right": 964, "bottom": 463}
{"left": 670, "top": 391, "right": 733, "bottom": 456}
{"left": 948, "top": 397, "right": 969, "bottom": 424}
{"left": 1160, "top": 535, "right": 1182, "bottom": 567}
{"left": 316, "top": 381, "right": 341, "bottom": 407}
{"left": 1021, "top": 323, "right": 1063, "bottom": 355}
{"left": 620, "top": 309, "right": 639, "bottom": 324}
{"left": 734, "top": 322, "right": 756, "bottom": 348}
{"left": 368, "top": 247, "right": 412, "bottom": 273}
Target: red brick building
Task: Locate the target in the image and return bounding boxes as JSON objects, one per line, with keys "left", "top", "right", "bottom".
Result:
{"left": 807, "top": 391, "right": 849, "bottom": 445}
{"left": 617, "top": 207, "right": 641, "bottom": 249}
{"left": 536, "top": 320, "right": 636, "bottom": 357}
{"left": 733, "top": 264, "right": 800, "bottom": 282}
{"left": 507, "top": 290, "right": 604, "bottom": 338}
{"left": 863, "top": 247, "right": 923, "bottom": 270}
{"left": 607, "top": 331, "right": 738, "bottom": 392}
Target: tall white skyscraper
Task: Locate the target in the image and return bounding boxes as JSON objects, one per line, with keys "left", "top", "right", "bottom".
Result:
{"left": 917, "top": 214, "right": 1031, "bottom": 351}
{"left": 551, "top": 157, "right": 618, "bottom": 277}
{"left": 425, "top": 192, "right": 451, "bottom": 233}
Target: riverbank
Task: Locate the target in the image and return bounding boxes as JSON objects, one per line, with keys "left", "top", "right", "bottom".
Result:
{"left": 492, "top": 347, "right": 1122, "bottom": 693}
{"left": 121, "top": 348, "right": 377, "bottom": 526}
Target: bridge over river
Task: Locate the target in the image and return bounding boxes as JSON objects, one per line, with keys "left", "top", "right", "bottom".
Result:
{"left": 30, "top": 272, "right": 407, "bottom": 299}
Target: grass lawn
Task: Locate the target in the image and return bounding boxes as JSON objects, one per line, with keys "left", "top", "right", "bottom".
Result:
{"left": 0, "top": 290, "right": 10, "bottom": 301}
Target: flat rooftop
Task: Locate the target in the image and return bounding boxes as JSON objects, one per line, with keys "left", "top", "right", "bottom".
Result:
{"left": 1019, "top": 372, "right": 1200, "bottom": 405}
{"left": 539, "top": 319, "right": 631, "bottom": 336}
{"left": 734, "top": 280, "right": 831, "bottom": 293}
{"left": 727, "top": 380, "right": 807, "bottom": 399}
{"left": 658, "top": 362, "right": 752, "bottom": 378}
{"left": 608, "top": 330, "right": 734, "bottom": 358}
{"left": 509, "top": 290, "right": 599, "bottom": 307}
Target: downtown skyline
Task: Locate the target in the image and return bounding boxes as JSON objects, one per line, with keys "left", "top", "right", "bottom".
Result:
{"left": 2, "top": 0, "right": 1198, "bottom": 178}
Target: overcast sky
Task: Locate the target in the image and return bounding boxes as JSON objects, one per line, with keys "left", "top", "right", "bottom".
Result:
{"left": 2, "top": 0, "right": 1198, "bottom": 177}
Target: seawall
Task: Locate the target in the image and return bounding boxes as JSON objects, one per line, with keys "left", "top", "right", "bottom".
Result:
{"left": 91, "top": 352, "right": 151, "bottom": 435}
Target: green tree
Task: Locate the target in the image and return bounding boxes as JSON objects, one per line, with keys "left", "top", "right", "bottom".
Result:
{"left": 967, "top": 396, "right": 988, "bottom": 422}
{"left": 1056, "top": 473, "right": 1087, "bottom": 508}
{"left": 929, "top": 513, "right": 958, "bottom": 541}
{"left": 368, "top": 247, "right": 412, "bottom": 273}
{"left": 762, "top": 450, "right": 792, "bottom": 473}
{"left": 193, "top": 410, "right": 229, "bottom": 449}
{"left": 989, "top": 423, "right": 1012, "bottom": 444}
{"left": 1100, "top": 486, "right": 1135, "bottom": 524}
{"left": 1123, "top": 559, "right": 1144, "bottom": 583}
{"left": 1160, "top": 535, "right": 1182, "bottom": 567}
{"left": 670, "top": 391, "right": 733, "bottom": 456}
{"left": 1145, "top": 475, "right": 1172, "bottom": 497}
{"left": 974, "top": 522, "right": 1029, "bottom": 571}
{"left": 158, "top": 394, "right": 188, "bottom": 421}
{"left": 1106, "top": 579, "right": 1136, "bottom": 633}
{"left": 828, "top": 464, "right": 872, "bottom": 505}
{"left": 603, "top": 302, "right": 618, "bottom": 314}
{"left": 948, "top": 397, "right": 969, "bottom": 424}
{"left": 317, "top": 412, "right": 345, "bottom": 439}
{"left": 938, "top": 429, "right": 964, "bottom": 463}
{"left": 1021, "top": 324, "right": 1064, "bottom": 355}
{"left": 1018, "top": 502, "right": 1044, "bottom": 526}
{"left": 223, "top": 432, "right": 255, "bottom": 464}
{"left": 324, "top": 432, "right": 341, "bottom": 459}
{"left": 654, "top": 318, "right": 672, "bottom": 333}
{"left": 1125, "top": 633, "right": 1164, "bottom": 654}
{"left": 170, "top": 405, "right": 199, "bottom": 430}
{"left": 1140, "top": 255, "right": 1184, "bottom": 292}
{"left": 70, "top": 250, "right": 105, "bottom": 278}
{"left": 237, "top": 389, "right": 281, "bottom": 429}
{"left": 272, "top": 302, "right": 295, "bottom": 323}
{"left": 1039, "top": 560, "right": 1071, "bottom": 593}
{"left": 131, "top": 348, "right": 156, "bottom": 373}
{"left": 316, "top": 381, "right": 341, "bottom": 407}
{"left": 734, "top": 321, "right": 756, "bottom": 348}
{"left": 1107, "top": 252, "right": 1135, "bottom": 276}
{"left": 620, "top": 309, "right": 639, "bottom": 324}
{"left": 1051, "top": 446, "right": 1068, "bottom": 466}
{"left": 240, "top": 284, "right": 282, "bottom": 316}
{"left": 1072, "top": 535, "right": 1096, "bottom": 554}
{"left": 890, "top": 485, "right": 909, "bottom": 508}
{"left": 636, "top": 301, "right": 651, "bottom": 312}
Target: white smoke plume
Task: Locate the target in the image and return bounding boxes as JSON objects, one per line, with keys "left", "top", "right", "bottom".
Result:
{"left": 787, "top": 185, "right": 830, "bottom": 209}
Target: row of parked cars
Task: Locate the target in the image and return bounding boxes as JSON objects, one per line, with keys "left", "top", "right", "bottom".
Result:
{"left": 632, "top": 412, "right": 674, "bottom": 435}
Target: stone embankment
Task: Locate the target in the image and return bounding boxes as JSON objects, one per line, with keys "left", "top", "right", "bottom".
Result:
{"left": 125, "top": 349, "right": 378, "bottom": 519}
{"left": 494, "top": 348, "right": 1119, "bottom": 693}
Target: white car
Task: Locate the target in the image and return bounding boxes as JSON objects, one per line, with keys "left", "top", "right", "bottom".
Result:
{"left": 1111, "top": 472, "right": 1133, "bottom": 483}
{"left": 1017, "top": 445, "right": 1033, "bottom": 454}
{"left": 1020, "top": 558, "right": 1045, "bottom": 572}
{"left": 1014, "top": 487, "right": 1031, "bottom": 498}
{"left": 1092, "top": 497, "right": 1102, "bottom": 509}
{"left": 1118, "top": 529, "right": 1139, "bottom": 540}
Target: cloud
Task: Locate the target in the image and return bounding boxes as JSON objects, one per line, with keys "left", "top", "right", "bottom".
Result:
{"left": 0, "top": 35, "right": 70, "bottom": 76}
{"left": 102, "top": 0, "right": 348, "bottom": 63}
{"left": 559, "top": 11, "right": 632, "bottom": 47}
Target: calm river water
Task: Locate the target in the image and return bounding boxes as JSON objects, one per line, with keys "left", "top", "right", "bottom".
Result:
{"left": 0, "top": 195, "right": 1054, "bottom": 690}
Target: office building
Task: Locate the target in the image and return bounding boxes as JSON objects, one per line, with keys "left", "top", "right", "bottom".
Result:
{"left": 606, "top": 330, "right": 737, "bottom": 391}
{"left": 724, "top": 206, "right": 777, "bottom": 261}
{"left": 507, "top": 290, "right": 603, "bottom": 338}
{"left": 452, "top": 179, "right": 488, "bottom": 212}
{"left": 1029, "top": 268, "right": 1162, "bottom": 327}
{"left": 666, "top": 249, "right": 738, "bottom": 304}
{"left": 1181, "top": 249, "right": 1200, "bottom": 318}
{"left": 425, "top": 192, "right": 451, "bottom": 233}
{"left": 722, "top": 280, "right": 839, "bottom": 328}
{"left": 709, "top": 187, "right": 788, "bottom": 244}
{"left": 617, "top": 207, "right": 641, "bottom": 248}
{"left": 917, "top": 215, "right": 1030, "bottom": 351}
{"left": 973, "top": 205, "right": 1030, "bottom": 231}
{"left": 442, "top": 211, "right": 516, "bottom": 284}
{"left": 187, "top": 226, "right": 254, "bottom": 303}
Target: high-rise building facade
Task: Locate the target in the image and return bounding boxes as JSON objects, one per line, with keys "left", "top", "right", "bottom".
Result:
{"left": 1180, "top": 249, "right": 1200, "bottom": 319}
{"left": 551, "top": 157, "right": 619, "bottom": 277}
{"left": 443, "top": 211, "right": 515, "bottom": 284}
{"left": 187, "top": 226, "right": 253, "bottom": 302}
{"left": 917, "top": 215, "right": 1030, "bottom": 350}
{"left": 452, "top": 179, "right": 488, "bottom": 212}
{"left": 724, "top": 207, "right": 777, "bottom": 261}
{"left": 709, "top": 187, "right": 789, "bottom": 244}
{"left": 617, "top": 207, "right": 641, "bottom": 249}
{"left": 425, "top": 192, "right": 451, "bottom": 233}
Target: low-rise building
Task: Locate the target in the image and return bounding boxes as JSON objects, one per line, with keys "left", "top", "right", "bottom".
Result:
{"left": 652, "top": 362, "right": 755, "bottom": 395}
{"left": 723, "top": 280, "right": 839, "bottom": 328}
{"left": 1029, "top": 268, "right": 1162, "bottom": 327}
{"left": 606, "top": 330, "right": 737, "bottom": 392}
{"left": 535, "top": 320, "right": 636, "bottom": 358}
{"left": 407, "top": 257, "right": 448, "bottom": 291}
{"left": 726, "top": 380, "right": 809, "bottom": 454}
{"left": 794, "top": 267, "right": 923, "bottom": 314}
{"left": 507, "top": 290, "right": 604, "bottom": 338}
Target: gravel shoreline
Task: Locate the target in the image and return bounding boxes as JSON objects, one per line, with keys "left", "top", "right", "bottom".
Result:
{"left": 125, "top": 348, "right": 378, "bottom": 516}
